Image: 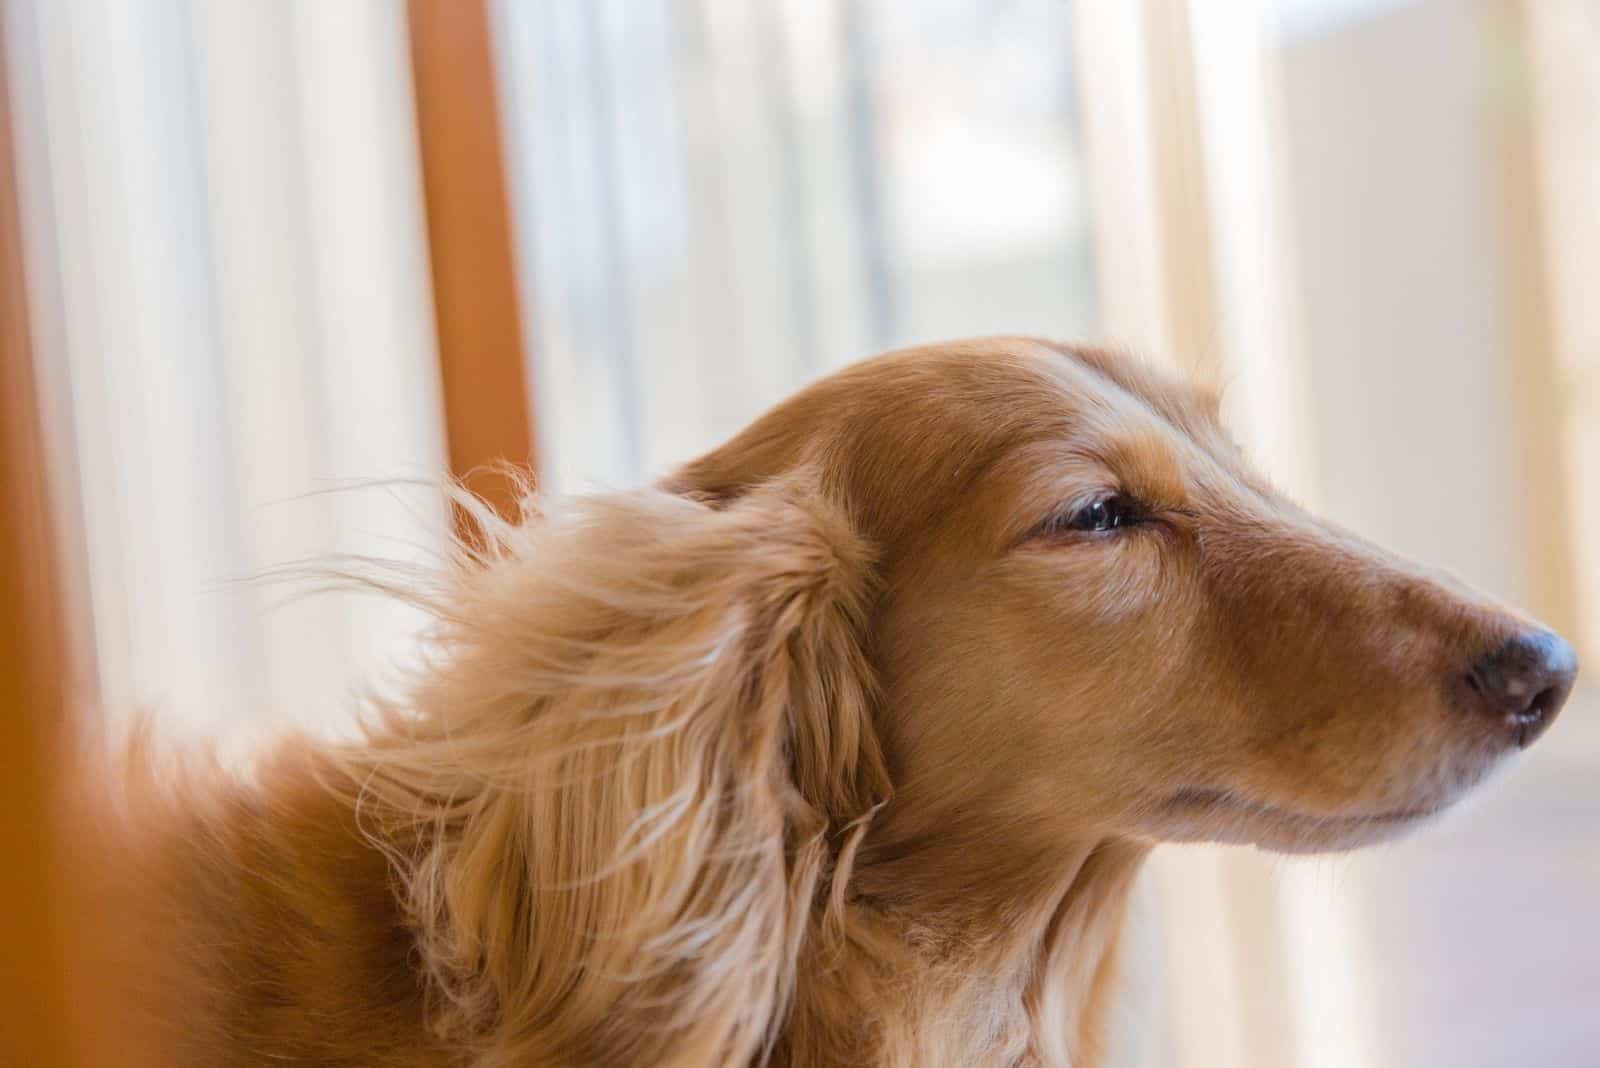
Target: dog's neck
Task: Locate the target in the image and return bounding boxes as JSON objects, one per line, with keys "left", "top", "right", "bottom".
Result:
{"left": 784, "top": 832, "right": 1149, "bottom": 1067}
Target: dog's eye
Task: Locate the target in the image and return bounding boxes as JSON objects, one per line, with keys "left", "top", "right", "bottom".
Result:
{"left": 1025, "top": 494, "right": 1149, "bottom": 544}
{"left": 1065, "top": 495, "right": 1140, "bottom": 534}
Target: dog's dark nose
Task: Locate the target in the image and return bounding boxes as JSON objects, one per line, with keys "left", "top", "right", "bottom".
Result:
{"left": 1462, "top": 631, "right": 1579, "bottom": 748}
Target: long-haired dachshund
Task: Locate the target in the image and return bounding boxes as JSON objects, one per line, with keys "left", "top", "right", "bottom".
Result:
{"left": 83, "top": 339, "right": 1577, "bottom": 1066}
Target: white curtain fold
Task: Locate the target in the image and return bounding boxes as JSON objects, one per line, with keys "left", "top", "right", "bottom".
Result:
{"left": 4, "top": 0, "right": 448, "bottom": 741}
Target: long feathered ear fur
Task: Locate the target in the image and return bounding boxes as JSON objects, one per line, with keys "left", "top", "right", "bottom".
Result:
{"left": 331, "top": 479, "right": 890, "bottom": 1067}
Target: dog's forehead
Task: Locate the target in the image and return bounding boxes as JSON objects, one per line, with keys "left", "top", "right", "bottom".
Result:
{"left": 842, "top": 341, "right": 1239, "bottom": 499}
{"left": 1032, "top": 346, "right": 1263, "bottom": 495}
{"left": 1033, "top": 342, "right": 1223, "bottom": 436}
{"left": 666, "top": 338, "right": 1241, "bottom": 526}
{"left": 872, "top": 339, "right": 1226, "bottom": 454}
{"left": 822, "top": 340, "right": 1261, "bottom": 549}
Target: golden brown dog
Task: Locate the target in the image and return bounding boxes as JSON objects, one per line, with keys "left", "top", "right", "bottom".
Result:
{"left": 86, "top": 339, "right": 1577, "bottom": 1066}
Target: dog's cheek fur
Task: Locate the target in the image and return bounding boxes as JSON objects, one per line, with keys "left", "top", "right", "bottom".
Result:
{"left": 870, "top": 532, "right": 1208, "bottom": 848}
{"left": 325, "top": 484, "right": 890, "bottom": 1068}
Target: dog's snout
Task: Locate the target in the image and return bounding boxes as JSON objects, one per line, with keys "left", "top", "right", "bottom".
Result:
{"left": 1461, "top": 631, "right": 1579, "bottom": 748}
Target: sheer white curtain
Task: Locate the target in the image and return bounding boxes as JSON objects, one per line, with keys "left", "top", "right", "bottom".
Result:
{"left": 4, "top": 0, "right": 448, "bottom": 742}
{"left": 492, "top": 0, "right": 1099, "bottom": 492}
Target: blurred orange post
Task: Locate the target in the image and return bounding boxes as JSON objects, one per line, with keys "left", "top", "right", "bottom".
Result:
{"left": 0, "top": 14, "right": 77, "bottom": 1065}
{"left": 408, "top": 0, "right": 537, "bottom": 523}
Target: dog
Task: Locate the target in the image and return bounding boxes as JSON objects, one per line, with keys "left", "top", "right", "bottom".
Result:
{"left": 83, "top": 338, "right": 1577, "bottom": 1066}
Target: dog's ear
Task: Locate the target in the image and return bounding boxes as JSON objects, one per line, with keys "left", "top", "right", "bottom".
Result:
{"left": 345, "top": 479, "right": 888, "bottom": 1067}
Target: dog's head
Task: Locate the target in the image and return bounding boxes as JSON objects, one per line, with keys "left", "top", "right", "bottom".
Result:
{"left": 672, "top": 337, "right": 1578, "bottom": 856}
{"left": 378, "top": 338, "right": 1575, "bottom": 1064}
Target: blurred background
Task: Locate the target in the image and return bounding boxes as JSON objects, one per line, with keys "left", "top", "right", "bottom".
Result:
{"left": 2, "top": 1, "right": 1597, "bottom": 1065}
